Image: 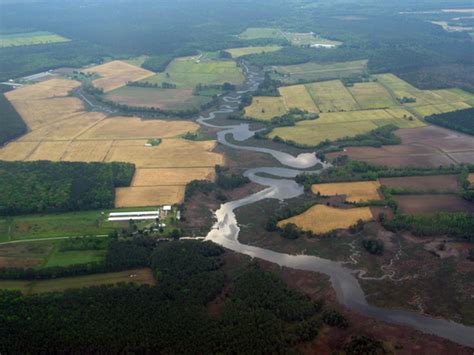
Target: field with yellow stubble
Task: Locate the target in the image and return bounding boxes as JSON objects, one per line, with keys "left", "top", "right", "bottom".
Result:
{"left": 311, "top": 181, "right": 381, "bottom": 203}
{"left": 0, "top": 77, "right": 224, "bottom": 208}
{"left": 84, "top": 60, "right": 154, "bottom": 92}
{"left": 278, "top": 204, "right": 374, "bottom": 234}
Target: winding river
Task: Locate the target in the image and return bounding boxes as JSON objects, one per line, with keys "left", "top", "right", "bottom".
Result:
{"left": 196, "top": 62, "right": 474, "bottom": 348}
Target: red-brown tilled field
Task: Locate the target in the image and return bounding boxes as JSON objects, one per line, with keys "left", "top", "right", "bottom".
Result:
{"left": 328, "top": 126, "right": 474, "bottom": 167}
{"left": 379, "top": 175, "right": 461, "bottom": 192}
{"left": 394, "top": 194, "right": 474, "bottom": 214}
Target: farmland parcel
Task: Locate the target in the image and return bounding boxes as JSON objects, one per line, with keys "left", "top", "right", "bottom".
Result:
{"left": 0, "top": 77, "right": 223, "bottom": 207}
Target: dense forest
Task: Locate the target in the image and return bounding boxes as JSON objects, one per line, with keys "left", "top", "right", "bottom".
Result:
{"left": 0, "top": 241, "right": 332, "bottom": 353}
{"left": 0, "top": 161, "right": 135, "bottom": 216}
{"left": 426, "top": 107, "right": 474, "bottom": 135}
{"left": 0, "top": 88, "right": 27, "bottom": 146}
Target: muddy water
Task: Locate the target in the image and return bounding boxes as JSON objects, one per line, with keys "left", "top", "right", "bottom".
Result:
{"left": 198, "top": 63, "right": 474, "bottom": 348}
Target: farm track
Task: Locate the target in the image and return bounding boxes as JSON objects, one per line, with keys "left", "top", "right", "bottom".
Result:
{"left": 198, "top": 61, "right": 474, "bottom": 348}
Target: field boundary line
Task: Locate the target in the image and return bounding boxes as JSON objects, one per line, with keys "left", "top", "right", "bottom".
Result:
{"left": 0, "top": 235, "right": 109, "bottom": 246}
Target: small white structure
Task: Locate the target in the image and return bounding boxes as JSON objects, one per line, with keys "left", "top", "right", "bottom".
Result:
{"left": 176, "top": 210, "right": 181, "bottom": 221}
{"left": 163, "top": 205, "right": 172, "bottom": 211}
{"left": 108, "top": 210, "right": 159, "bottom": 222}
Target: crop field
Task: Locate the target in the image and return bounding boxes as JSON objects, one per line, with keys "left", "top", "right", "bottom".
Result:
{"left": 379, "top": 175, "right": 461, "bottom": 193}
{"left": 311, "top": 181, "right": 381, "bottom": 203}
{"left": 278, "top": 85, "right": 319, "bottom": 113}
{"left": 305, "top": 80, "right": 360, "bottom": 112}
{"left": 77, "top": 117, "right": 198, "bottom": 140}
{"left": 395, "top": 195, "right": 474, "bottom": 214}
{"left": 0, "top": 31, "right": 69, "bottom": 48}
{"left": 0, "top": 78, "right": 223, "bottom": 208}
{"left": 328, "top": 125, "right": 474, "bottom": 167}
{"left": 0, "top": 268, "right": 155, "bottom": 294}
{"left": 0, "top": 242, "right": 54, "bottom": 268}
{"left": 269, "top": 108, "right": 424, "bottom": 146}
{"left": 375, "top": 73, "right": 474, "bottom": 116}
{"left": 244, "top": 96, "right": 287, "bottom": 120}
{"left": 348, "top": 82, "right": 397, "bottom": 109}
{"left": 85, "top": 60, "right": 155, "bottom": 92}
{"left": 131, "top": 167, "right": 215, "bottom": 186}
{"left": 469, "top": 173, "right": 474, "bottom": 187}
{"left": 238, "top": 27, "right": 284, "bottom": 39}
{"left": 115, "top": 186, "right": 185, "bottom": 207}
{"left": 278, "top": 204, "right": 373, "bottom": 234}
{"left": 5, "top": 79, "right": 82, "bottom": 129}
{"left": 225, "top": 46, "right": 282, "bottom": 58}
{"left": 105, "top": 86, "right": 212, "bottom": 110}
{"left": 272, "top": 60, "right": 368, "bottom": 84}
{"left": 141, "top": 56, "right": 245, "bottom": 88}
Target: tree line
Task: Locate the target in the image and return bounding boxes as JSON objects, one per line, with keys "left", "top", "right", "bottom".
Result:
{"left": 0, "top": 161, "right": 135, "bottom": 216}
{"left": 426, "top": 107, "right": 474, "bottom": 136}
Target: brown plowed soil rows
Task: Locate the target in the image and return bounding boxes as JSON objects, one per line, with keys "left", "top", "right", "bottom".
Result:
{"left": 379, "top": 175, "right": 461, "bottom": 192}
{"left": 328, "top": 126, "right": 474, "bottom": 167}
{"left": 395, "top": 194, "right": 474, "bottom": 214}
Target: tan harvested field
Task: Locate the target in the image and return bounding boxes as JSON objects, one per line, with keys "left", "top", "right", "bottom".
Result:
{"left": 244, "top": 96, "right": 287, "bottom": 120}
{"left": 105, "top": 139, "right": 224, "bottom": 168}
{"left": 278, "top": 204, "right": 374, "bottom": 234}
{"left": 115, "top": 186, "right": 185, "bottom": 207}
{"left": 19, "top": 112, "right": 106, "bottom": 141}
{"left": 348, "top": 82, "right": 397, "bottom": 109}
{"left": 469, "top": 173, "right": 474, "bottom": 188}
{"left": 85, "top": 60, "right": 154, "bottom": 92}
{"left": 395, "top": 195, "right": 474, "bottom": 214}
{"left": 5, "top": 78, "right": 80, "bottom": 101}
{"left": 225, "top": 45, "right": 282, "bottom": 58}
{"left": 77, "top": 117, "right": 198, "bottom": 140}
{"left": 328, "top": 126, "right": 474, "bottom": 167}
{"left": 305, "top": 80, "right": 360, "bottom": 112}
{"left": 131, "top": 167, "right": 215, "bottom": 186}
{"left": 379, "top": 175, "right": 461, "bottom": 193}
{"left": 1, "top": 76, "right": 223, "bottom": 209}
{"left": 61, "top": 141, "right": 114, "bottom": 162}
{"left": 25, "top": 141, "right": 70, "bottom": 161}
{"left": 279, "top": 85, "right": 319, "bottom": 113}
{"left": 0, "top": 141, "right": 39, "bottom": 161}
{"left": 311, "top": 181, "right": 381, "bottom": 202}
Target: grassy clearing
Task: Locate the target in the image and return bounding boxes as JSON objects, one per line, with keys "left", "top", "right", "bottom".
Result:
{"left": 272, "top": 60, "right": 367, "bottom": 84}
{"left": 0, "top": 268, "right": 155, "bottom": 294}
{"left": 283, "top": 32, "right": 341, "bottom": 46}
{"left": 278, "top": 204, "right": 373, "bottom": 234}
{"left": 225, "top": 46, "right": 282, "bottom": 58}
{"left": 469, "top": 173, "right": 474, "bottom": 188}
{"left": 312, "top": 181, "right": 381, "bottom": 203}
{"left": 44, "top": 249, "right": 106, "bottom": 268}
{"left": 142, "top": 56, "right": 245, "bottom": 88}
{"left": 123, "top": 55, "right": 149, "bottom": 67}
{"left": 0, "top": 31, "right": 69, "bottom": 48}
{"left": 238, "top": 27, "right": 284, "bottom": 40}
{"left": 269, "top": 109, "right": 424, "bottom": 146}
{"left": 244, "top": 96, "right": 287, "bottom": 120}
{"left": 305, "top": 80, "right": 360, "bottom": 112}
{"left": 348, "top": 82, "right": 397, "bottom": 109}
{"left": 279, "top": 85, "right": 319, "bottom": 113}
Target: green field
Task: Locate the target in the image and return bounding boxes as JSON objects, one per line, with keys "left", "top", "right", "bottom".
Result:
{"left": 375, "top": 73, "right": 474, "bottom": 116}
{"left": 305, "top": 80, "right": 360, "bottom": 112}
{"left": 0, "top": 31, "right": 70, "bottom": 48}
{"left": 244, "top": 96, "right": 288, "bottom": 120}
{"left": 348, "top": 82, "right": 398, "bottom": 109}
{"left": 272, "top": 60, "right": 368, "bottom": 84}
{"left": 269, "top": 108, "right": 425, "bottom": 146}
{"left": 44, "top": 249, "right": 106, "bottom": 268}
{"left": 225, "top": 45, "right": 282, "bottom": 58}
{"left": 123, "top": 55, "right": 150, "bottom": 67}
{"left": 238, "top": 27, "right": 284, "bottom": 40}
{"left": 0, "top": 268, "right": 155, "bottom": 294}
{"left": 105, "top": 86, "right": 212, "bottom": 111}
{"left": 141, "top": 56, "right": 245, "bottom": 88}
